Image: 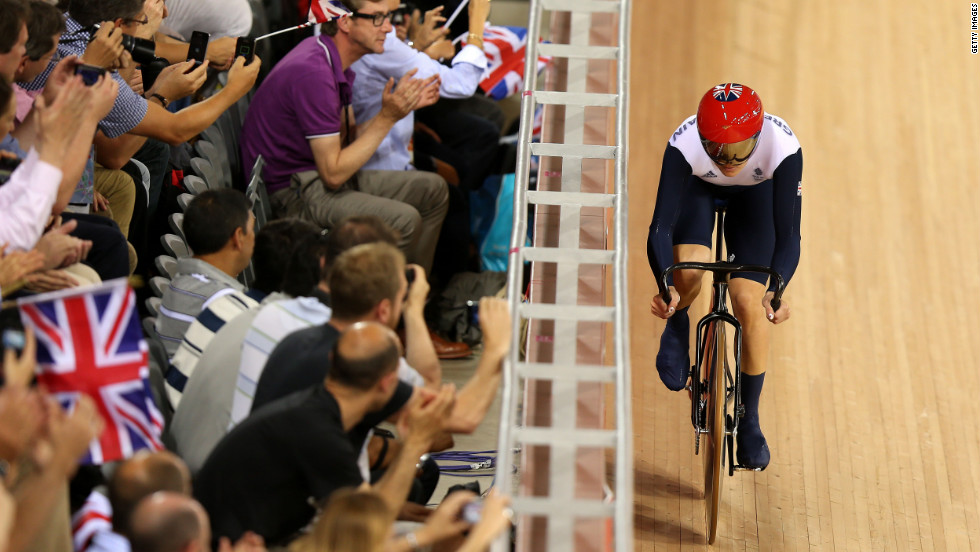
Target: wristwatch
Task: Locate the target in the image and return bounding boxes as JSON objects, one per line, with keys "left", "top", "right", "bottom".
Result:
{"left": 148, "top": 93, "right": 169, "bottom": 108}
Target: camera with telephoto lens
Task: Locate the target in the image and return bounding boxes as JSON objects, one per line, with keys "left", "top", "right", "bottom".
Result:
{"left": 391, "top": 2, "right": 416, "bottom": 26}
{"left": 89, "top": 24, "right": 170, "bottom": 89}
{"left": 91, "top": 23, "right": 157, "bottom": 65}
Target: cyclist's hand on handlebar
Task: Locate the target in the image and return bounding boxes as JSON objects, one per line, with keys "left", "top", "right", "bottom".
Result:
{"left": 763, "top": 291, "right": 790, "bottom": 324}
{"left": 650, "top": 288, "right": 680, "bottom": 319}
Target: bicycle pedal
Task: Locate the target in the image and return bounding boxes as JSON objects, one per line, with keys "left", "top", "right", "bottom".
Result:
{"left": 733, "top": 464, "right": 765, "bottom": 472}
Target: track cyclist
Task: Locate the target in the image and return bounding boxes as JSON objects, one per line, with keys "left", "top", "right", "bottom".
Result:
{"left": 647, "top": 83, "right": 803, "bottom": 470}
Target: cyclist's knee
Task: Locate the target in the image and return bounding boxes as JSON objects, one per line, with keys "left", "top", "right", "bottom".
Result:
{"left": 674, "top": 269, "right": 703, "bottom": 297}
{"left": 731, "top": 287, "right": 765, "bottom": 323}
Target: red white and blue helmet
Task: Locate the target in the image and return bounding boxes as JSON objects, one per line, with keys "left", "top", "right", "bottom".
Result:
{"left": 697, "top": 83, "right": 764, "bottom": 165}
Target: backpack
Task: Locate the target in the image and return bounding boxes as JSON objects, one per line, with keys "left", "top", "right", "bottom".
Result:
{"left": 433, "top": 271, "right": 507, "bottom": 345}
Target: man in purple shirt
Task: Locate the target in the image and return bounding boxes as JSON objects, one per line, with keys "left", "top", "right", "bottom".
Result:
{"left": 241, "top": 0, "right": 447, "bottom": 273}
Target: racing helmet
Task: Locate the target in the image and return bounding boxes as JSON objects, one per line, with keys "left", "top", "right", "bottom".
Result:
{"left": 697, "top": 83, "right": 764, "bottom": 166}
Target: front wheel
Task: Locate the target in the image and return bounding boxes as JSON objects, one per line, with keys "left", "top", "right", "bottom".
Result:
{"left": 702, "top": 319, "right": 726, "bottom": 544}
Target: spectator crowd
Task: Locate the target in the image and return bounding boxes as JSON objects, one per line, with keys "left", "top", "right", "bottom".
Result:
{"left": 0, "top": 0, "right": 522, "bottom": 550}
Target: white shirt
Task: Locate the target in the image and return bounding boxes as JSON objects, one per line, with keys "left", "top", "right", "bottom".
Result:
{"left": 229, "top": 296, "right": 333, "bottom": 427}
{"left": 159, "top": 0, "right": 253, "bottom": 40}
{"left": 351, "top": 30, "right": 487, "bottom": 171}
{"left": 0, "top": 148, "right": 62, "bottom": 251}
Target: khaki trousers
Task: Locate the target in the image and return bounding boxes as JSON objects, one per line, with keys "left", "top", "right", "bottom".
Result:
{"left": 270, "top": 170, "right": 448, "bottom": 273}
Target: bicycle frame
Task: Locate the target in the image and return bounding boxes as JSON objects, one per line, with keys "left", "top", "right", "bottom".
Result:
{"left": 658, "top": 208, "right": 786, "bottom": 464}
{"left": 656, "top": 207, "right": 787, "bottom": 542}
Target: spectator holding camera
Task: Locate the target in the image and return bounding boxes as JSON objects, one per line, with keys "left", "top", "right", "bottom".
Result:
{"left": 194, "top": 315, "right": 457, "bottom": 546}
{"left": 21, "top": 0, "right": 260, "bottom": 171}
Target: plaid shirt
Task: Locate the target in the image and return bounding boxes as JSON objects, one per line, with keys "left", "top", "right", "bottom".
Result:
{"left": 21, "top": 14, "right": 148, "bottom": 139}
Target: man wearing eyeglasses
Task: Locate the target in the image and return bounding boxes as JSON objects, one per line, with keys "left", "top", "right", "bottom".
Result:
{"left": 241, "top": 0, "right": 449, "bottom": 277}
{"left": 646, "top": 83, "right": 803, "bottom": 471}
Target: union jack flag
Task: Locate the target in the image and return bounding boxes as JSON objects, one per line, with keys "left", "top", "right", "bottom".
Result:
{"left": 464, "top": 26, "right": 551, "bottom": 101}
{"left": 712, "top": 83, "right": 743, "bottom": 102}
{"left": 18, "top": 279, "right": 163, "bottom": 465}
{"left": 307, "top": 0, "right": 351, "bottom": 24}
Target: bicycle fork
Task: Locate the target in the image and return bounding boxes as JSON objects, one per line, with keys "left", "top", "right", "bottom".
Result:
{"left": 690, "top": 288, "right": 761, "bottom": 473}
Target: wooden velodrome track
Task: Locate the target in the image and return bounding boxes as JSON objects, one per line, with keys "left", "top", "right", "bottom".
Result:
{"left": 626, "top": 1, "right": 980, "bottom": 550}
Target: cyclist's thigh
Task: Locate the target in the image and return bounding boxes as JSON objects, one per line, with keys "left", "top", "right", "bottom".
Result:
{"left": 724, "top": 180, "right": 775, "bottom": 285}
{"left": 673, "top": 176, "right": 717, "bottom": 249}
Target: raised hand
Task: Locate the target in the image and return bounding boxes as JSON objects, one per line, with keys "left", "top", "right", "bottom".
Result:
{"left": 478, "top": 297, "right": 511, "bottom": 359}
{"left": 146, "top": 60, "right": 210, "bottom": 102}
{"left": 468, "top": 0, "right": 492, "bottom": 32}
{"left": 40, "top": 55, "right": 82, "bottom": 105}
{"left": 414, "top": 490, "right": 475, "bottom": 545}
{"left": 416, "top": 76, "right": 441, "bottom": 109}
{"left": 380, "top": 69, "right": 440, "bottom": 121}
{"left": 207, "top": 37, "right": 238, "bottom": 71}
{"left": 0, "top": 387, "right": 45, "bottom": 463}
{"left": 2, "top": 326, "right": 38, "bottom": 387}
{"left": 411, "top": 5, "right": 449, "bottom": 51}
{"left": 218, "top": 531, "right": 267, "bottom": 552}
{"left": 404, "top": 264, "right": 430, "bottom": 316}
{"left": 460, "top": 491, "right": 513, "bottom": 551}
{"left": 137, "top": 0, "right": 167, "bottom": 39}
{"left": 46, "top": 394, "right": 103, "bottom": 477}
{"left": 35, "top": 78, "right": 91, "bottom": 164}
{"left": 226, "top": 55, "right": 261, "bottom": 96}
{"left": 399, "top": 383, "right": 456, "bottom": 449}
{"left": 88, "top": 73, "right": 121, "bottom": 121}
{"left": 81, "top": 22, "right": 125, "bottom": 69}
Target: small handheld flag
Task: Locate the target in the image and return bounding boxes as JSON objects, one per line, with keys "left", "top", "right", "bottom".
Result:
{"left": 255, "top": 0, "right": 351, "bottom": 42}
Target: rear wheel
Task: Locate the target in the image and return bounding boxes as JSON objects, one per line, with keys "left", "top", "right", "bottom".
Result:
{"left": 702, "top": 320, "right": 726, "bottom": 544}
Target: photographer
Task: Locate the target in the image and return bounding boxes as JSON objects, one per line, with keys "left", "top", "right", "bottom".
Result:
{"left": 21, "top": 0, "right": 260, "bottom": 158}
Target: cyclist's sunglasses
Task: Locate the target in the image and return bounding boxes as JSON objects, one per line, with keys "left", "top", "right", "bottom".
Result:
{"left": 700, "top": 131, "right": 761, "bottom": 166}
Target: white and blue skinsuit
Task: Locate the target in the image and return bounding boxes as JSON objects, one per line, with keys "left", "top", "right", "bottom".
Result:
{"left": 646, "top": 113, "right": 804, "bottom": 290}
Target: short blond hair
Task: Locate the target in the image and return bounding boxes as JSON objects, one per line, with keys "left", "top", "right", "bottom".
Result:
{"left": 289, "top": 488, "right": 390, "bottom": 552}
{"left": 328, "top": 242, "right": 404, "bottom": 320}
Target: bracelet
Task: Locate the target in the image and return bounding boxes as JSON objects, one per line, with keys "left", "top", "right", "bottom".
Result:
{"left": 404, "top": 531, "right": 421, "bottom": 550}
{"left": 148, "top": 93, "right": 169, "bottom": 108}
{"left": 467, "top": 32, "right": 484, "bottom": 44}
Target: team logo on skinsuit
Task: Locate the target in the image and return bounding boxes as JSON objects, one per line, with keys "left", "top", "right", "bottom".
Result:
{"left": 753, "top": 167, "right": 765, "bottom": 181}
{"left": 702, "top": 170, "right": 718, "bottom": 178}
{"left": 711, "top": 83, "right": 743, "bottom": 102}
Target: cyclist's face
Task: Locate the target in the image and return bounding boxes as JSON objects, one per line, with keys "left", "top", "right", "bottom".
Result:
{"left": 701, "top": 132, "right": 760, "bottom": 177}
{"left": 716, "top": 162, "right": 747, "bottom": 177}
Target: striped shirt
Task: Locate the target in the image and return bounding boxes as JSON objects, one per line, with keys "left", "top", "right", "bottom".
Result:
{"left": 164, "top": 289, "right": 267, "bottom": 408}
{"left": 155, "top": 258, "right": 249, "bottom": 359}
{"left": 169, "top": 306, "right": 263, "bottom": 473}
{"left": 228, "top": 296, "right": 332, "bottom": 427}
{"left": 21, "top": 15, "right": 149, "bottom": 139}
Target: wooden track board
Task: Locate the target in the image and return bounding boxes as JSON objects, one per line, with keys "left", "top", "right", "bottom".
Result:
{"left": 628, "top": 1, "right": 980, "bottom": 550}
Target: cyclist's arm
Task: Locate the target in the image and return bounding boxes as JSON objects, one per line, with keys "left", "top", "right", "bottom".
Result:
{"left": 647, "top": 143, "right": 693, "bottom": 286}
{"left": 769, "top": 148, "right": 803, "bottom": 292}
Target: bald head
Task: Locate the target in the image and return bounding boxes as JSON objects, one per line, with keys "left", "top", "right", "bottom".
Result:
{"left": 128, "top": 492, "right": 210, "bottom": 552}
{"left": 108, "top": 451, "right": 192, "bottom": 535}
{"left": 328, "top": 321, "right": 401, "bottom": 391}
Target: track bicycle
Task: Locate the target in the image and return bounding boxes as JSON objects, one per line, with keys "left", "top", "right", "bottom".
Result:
{"left": 658, "top": 206, "right": 786, "bottom": 544}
